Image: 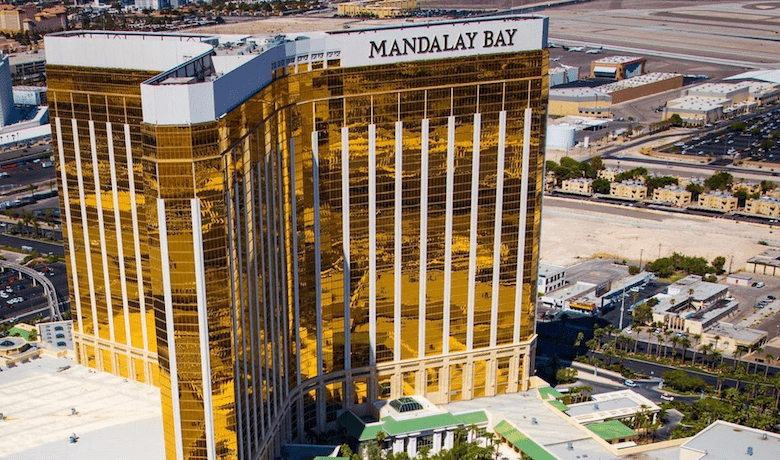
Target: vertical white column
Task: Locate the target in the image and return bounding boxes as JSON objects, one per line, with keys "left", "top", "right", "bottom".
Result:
{"left": 490, "top": 111, "right": 507, "bottom": 347}
{"left": 514, "top": 108, "right": 533, "bottom": 342}
{"left": 292, "top": 137, "right": 302, "bottom": 385}
{"left": 442, "top": 116, "right": 455, "bottom": 355}
{"left": 313, "top": 136, "right": 323, "bottom": 378}
{"left": 467, "top": 114, "right": 481, "bottom": 350}
{"left": 106, "top": 123, "right": 132, "bottom": 349}
{"left": 157, "top": 198, "right": 184, "bottom": 460}
{"left": 89, "top": 120, "right": 115, "bottom": 342}
{"left": 368, "top": 124, "right": 377, "bottom": 366}
{"left": 55, "top": 117, "right": 83, "bottom": 334}
{"left": 394, "top": 121, "right": 402, "bottom": 361}
{"left": 73, "top": 119, "right": 99, "bottom": 337}
{"left": 125, "top": 124, "right": 149, "bottom": 352}
{"left": 191, "top": 199, "right": 216, "bottom": 460}
{"left": 341, "top": 126, "right": 351, "bottom": 369}
{"left": 419, "top": 118, "right": 429, "bottom": 358}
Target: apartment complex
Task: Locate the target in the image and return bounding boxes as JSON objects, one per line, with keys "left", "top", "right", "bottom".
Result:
{"left": 610, "top": 180, "right": 647, "bottom": 200}
{"left": 698, "top": 191, "right": 738, "bottom": 211}
{"left": 337, "top": 0, "right": 417, "bottom": 18}
{"left": 0, "top": 4, "right": 66, "bottom": 33}
{"left": 46, "top": 16, "right": 549, "bottom": 460}
{"left": 652, "top": 185, "right": 692, "bottom": 207}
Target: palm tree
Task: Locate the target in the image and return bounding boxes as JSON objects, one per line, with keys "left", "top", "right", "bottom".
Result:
{"left": 765, "top": 354, "right": 774, "bottom": 378}
{"left": 670, "top": 335, "right": 681, "bottom": 362}
{"left": 691, "top": 334, "right": 702, "bottom": 365}
{"left": 680, "top": 337, "right": 692, "bottom": 365}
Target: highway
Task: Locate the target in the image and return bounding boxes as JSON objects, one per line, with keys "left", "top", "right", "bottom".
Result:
{"left": 0, "top": 233, "right": 64, "bottom": 256}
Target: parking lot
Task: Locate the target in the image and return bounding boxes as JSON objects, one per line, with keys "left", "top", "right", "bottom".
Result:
{"left": 0, "top": 262, "right": 67, "bottom": 323}
{"left": 665, "top": 105, "right": 780, "bottom": 162}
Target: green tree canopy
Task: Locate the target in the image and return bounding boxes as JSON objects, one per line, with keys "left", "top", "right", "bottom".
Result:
{"left": 704, "top": 171, "right": 733, "bottom": 191}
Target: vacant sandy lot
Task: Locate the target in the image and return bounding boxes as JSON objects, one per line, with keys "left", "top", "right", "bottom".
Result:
{"left": 540, "top": 197, "right": 777, "bottom": 269}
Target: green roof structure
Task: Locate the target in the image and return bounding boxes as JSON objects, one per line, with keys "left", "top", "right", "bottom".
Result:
{"left": 537, "top": 386, "right": 565, "bottom": 400}
{"left": 454, "top": 410, "right": 489, "bottom": 426}
{"left": 493, "top": 420, "right": 557, "bottom": 460}
{"left": 381, "top": 412, "right": 461, "bottom": 436}
{"left": 7, "top": 327, "right": 31, "bottom": 341}
{"left": 586, "top": 420, "right": 637, "bottom": 441}
{"left": 547, "top": 400, "right": 570, "bottom": 411}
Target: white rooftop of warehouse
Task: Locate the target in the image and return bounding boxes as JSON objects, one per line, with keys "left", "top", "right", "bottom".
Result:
{"left": 0, "top": 355, "right": 164, "bottom": 460}
{"left": 550, "top": 87, "right": 607, "bottom": 97}
{"left": 593, "top": 55, "right": 643, "bottom": 64}
{"left": 680, "top": 420, "right": 780, "bottom": 460}
{"left": 598, "top": 72, "right": 681, "bottom": 93}
{"left": 725, "top": 69, "right": 780, "bottom": 85}
{"left": 549, "top": 115, "right": 612, "bottom": 129}
{"left": 667, "top": 96, "right": 730, "bottom": 111}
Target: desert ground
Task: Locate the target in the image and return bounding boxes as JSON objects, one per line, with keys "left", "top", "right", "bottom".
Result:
{"left": 540, "top": 196, "right": 776, "bottom": 269}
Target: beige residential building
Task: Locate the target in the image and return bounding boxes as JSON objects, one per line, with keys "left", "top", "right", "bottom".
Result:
{"left": 561, "top": 178, "right": 593, "bottom": 195}
{"left": 597, "top": 167, "right": 624, "bottom": 181}
{"left": 652, "top": 185, "right": 692, "bottom": 207}
{"left": 745, "top": 196, "right": 780, "bottom": 217}
{"left": 610, "top": 180, "right": 647, "bottom": 200}
{"left": 732, "top": 181, "right": 761, "bottom": 195}
{"left": 337, "top": 0, "right": 417, "bottom": 18}
{"left": 0, "top": 4, "right": 65, "bottom": 33}
{"left": 698, "top": 191, "right": 738, "bottom": 211}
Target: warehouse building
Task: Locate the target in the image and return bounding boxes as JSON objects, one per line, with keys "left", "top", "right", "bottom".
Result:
{"left": 549, "top": 87, "right": 612, "bottom": 117}
{"left": 549, "top": 66, "right": 579, "bottom": 87}
{"left": 589, "top": 56, "right": 645, "bottom": 80}
{"left": 596, "top": 72, "right": 683, "bottom": 104}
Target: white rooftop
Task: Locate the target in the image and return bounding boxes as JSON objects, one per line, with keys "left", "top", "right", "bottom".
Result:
{"left": 667, "top": 96, "right": 730, "bottom": 111}
{"left": 593, "top": 56, "right": 644, "bottom": 65}
{"left": 566, "top": 390, "right": 660, "bottom": 425}
{"left": 681, "top": 420, "right": 780, "bottom": 460}
{"left": 725, "top": 69, "right": 780, "bottom": 85}
{"left": 0, "top": 355, "right": 164, "bottom": 460}
{"left": 597, "top": 73, "right": 680, "bottom": 93}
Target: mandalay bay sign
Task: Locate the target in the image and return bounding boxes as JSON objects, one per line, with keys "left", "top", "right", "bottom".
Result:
{"left": 368, "top": 28, "right": 520, "bottom": 58}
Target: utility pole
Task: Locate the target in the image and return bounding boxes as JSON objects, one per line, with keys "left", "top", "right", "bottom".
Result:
{"left": 640, "top": 249, "right": 644, "bottom": 270}
{"left": 619, "top": 286, "right": 626, "bottom": 330}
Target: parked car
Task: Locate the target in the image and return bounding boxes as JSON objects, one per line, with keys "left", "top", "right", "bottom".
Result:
{"left": 624, "top": 379, "right": 637, "bottom": 387}
{"left": 660, "top": 393, "right": 674, "bottom": 401}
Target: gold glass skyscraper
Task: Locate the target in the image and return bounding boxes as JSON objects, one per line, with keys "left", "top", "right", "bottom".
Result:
{"left": 46, "top": 16, "right": 548, "bottom": 460}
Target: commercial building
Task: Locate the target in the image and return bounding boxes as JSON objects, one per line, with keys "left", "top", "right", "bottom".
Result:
{"left": 596, "top": 72, "right": 682, "bottom": 104}
{"left": 745, "top": 196, "right": 780, "bottom": 217}
{"left": 37, "top": 320, "right": 73, "bottom": 350}
{"left": 538, "top": 264, "right": 566, "bottom": 295}
{"left": 702, "top": 322, "right": 767, "bottom": 355}
{"left": 0, "top": 4, "right": 66, "bottom": 33}
{"left": 46, "top": 16, "right": 548, "bottom": 460}
{"left": 561, "top": 178, "right": 593, "bottom": 195}
{"left": 549, "top": 87, "right": 611, "bottom": 117}
{"left": 663, "top": 96, "right": 728, "bottom": 124}
{"left": 549, "top": 66, "right": 579, "bottom": 87}
{"left": 610, "top": 180, "right": 647, "bottom": 201}
{"left": 0, "top": 54, "right": 13, "bottom": 128}
{"left": 8, "top": 51, "right": 46, "bottom": 85}
{"left": 565, "top": 390, "right": 660, "bottom": 425}
{"left": 589, "top": 56, "right": 645, "bottom": 80}
{"left": 680, "top": 420, "right": 780, "bottom": 460}
{"left": 746, "top": 249, "right": 780, "bottom": 276}
{"left": 697, "top": 191, "right": 738, "bottom": 212}
{"left": 337, "top": 0, "right": 417, "bottom": 18}
{"left": 650, "top": 275, "right": 736, "bottom": 335}
{"left": 652, "top": 184, "right": 691, "bottom": 207}
{"left": 13, "top": 85, "right": 47, "bottom": 106}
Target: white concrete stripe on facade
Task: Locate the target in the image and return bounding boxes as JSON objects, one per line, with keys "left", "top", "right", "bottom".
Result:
{"left": 124, "top": 123, "right": 149, "bottom": 352}
{"left": 255, "top": 160, "right": 268, "bottom": 434}
{"left": 394, "top": 120, "right": 402, "bottom": 361}
{"left": 224, "top": 168, "right": 247, "bottom": 455}
{"left": 55, "top": 117, "right": 83, "bottom": 334}
{"left": 191, "top": 198, "right": 217, "bottom": 460}
{"left": 275, "top": 143, "right": 290, "bottom": 397}
{"left": 156, "top": 198, "right": 184, "bottom": 460}
{"left": 442, "top": 115, "right": 455, "bottom": 355}
{"left": 419, "top": 118, "right": 429, "bottom": 358}
{"left": 312, "top": 142, "right": 324, "bottom": 378}
{"left": 72, "top": 119, "right": 99, "bottom": 338}
{"left": 514, "top": 108, "right": 533, "bottom": 342}
{"left": 490, "top": 111, "right": 507, "bottom": 347}
{"left": 246, "top": 151, "right": 262, "bottom": 443}
{"left": 265, "top": 156, "right": 280, "bottom": 411}
{"left": 106, "top": 122, "right": 132, "bottom": 349}
{"left": 292, "top": 137, "right": 302, "bottom": 386}
{"left": 368, "top": 123, "right": 377, "bottom": 366}
{"left": 466, "top": 113, "right": 481, "bottom": 350}
{"left": 341, "top": 126, "right": 351, "bottom": 370}
{"left": 88, "top": 120, "right": 115, "bottom": 343}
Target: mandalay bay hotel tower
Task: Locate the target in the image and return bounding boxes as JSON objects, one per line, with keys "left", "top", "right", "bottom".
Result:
{"left": 45, "top": 15, "right": 549, "bottom": 460}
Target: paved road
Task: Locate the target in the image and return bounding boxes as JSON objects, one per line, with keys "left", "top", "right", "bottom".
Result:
{"left": 0, "top": 233, "right": 63, "bottom": 256}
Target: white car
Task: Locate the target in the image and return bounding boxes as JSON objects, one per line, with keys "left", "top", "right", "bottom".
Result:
{"left": 624, "top": 379, "right": 637, "bottom": 387}
{"left": 0, "top": 292, "right": 8, "bottom": 299}
{"left": 660, "top": 393, "right": 674, "bottom": 401}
